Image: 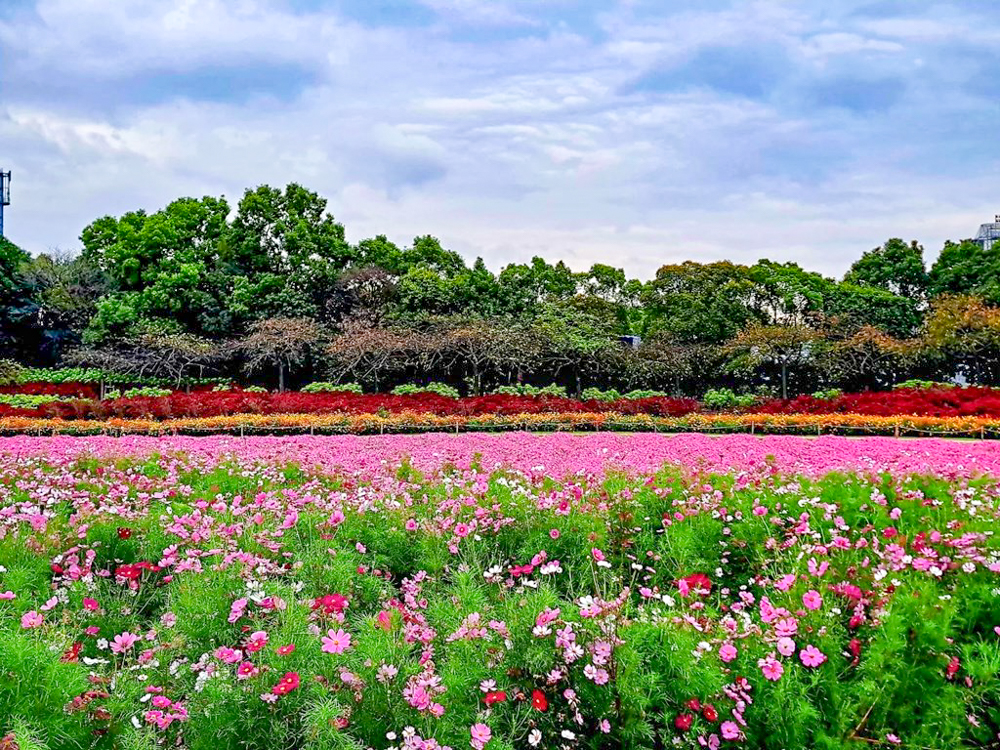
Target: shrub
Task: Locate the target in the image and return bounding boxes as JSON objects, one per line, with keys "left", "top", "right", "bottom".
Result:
{"left": 894, "top": 379, "right": 956, "bottom": 390}
{"left": 391, "top": 382, "right": 461, "bottom": 399}
{"left": 810, "top": 388, "right": 843, "bottom": 401}
{"left": 105, "top": 386, "right": 172, "bottom": 400}
{"left": 302, "top": 382, "right": 363, "bottom": 394}
{"left": 703, "top": 388, "right": 756, "bottom": 410}
{"left": 0, "top": 359, "right": 25, "bottom": 386}
{"left": 581, "top": 387, "right": 623, "bottom": 402}
{"left": 492, "top": 384, "right": 569, "bottom": 399}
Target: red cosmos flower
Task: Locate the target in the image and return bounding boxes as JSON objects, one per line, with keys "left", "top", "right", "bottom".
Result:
{"left": 702, "top": 704, "right": 718, "bottom": 723}
{"left": 484, "top": 691, "right": 507, "bottom": 706}
{"left": 848, "top": 638, "right": 862, "bottom": 667}
{"left": 276, "top": 644, "right": 296, "bottom": 656}
{"left": 115, "top": 564, "right": 141, "bottom": 581}
{"left": 531, "top": 689, "right": 548, "bottom": 712}
{"left": 117, "top": 527, "right": 133, "bottom": 540}
{"left": 61, "top": 641, "right": 83, "bottom": 663}
{"left": 675, "top": 713, "right": 694, "bottom": 731}
{"left": 272, "top": 672, "right": 300, "bottom": 695}
{"left": 677, "top": 573, "right": 712, "bottom": 597}
{"left": 945, "top": 657, "right": 960, "bottom": 680}
{"left": 684, "top": 698, "right": 701, "bottom": 711}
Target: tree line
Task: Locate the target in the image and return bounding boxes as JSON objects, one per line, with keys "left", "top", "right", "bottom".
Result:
{"left": 2, "top": 182, "right": 1000, "bottom": 397}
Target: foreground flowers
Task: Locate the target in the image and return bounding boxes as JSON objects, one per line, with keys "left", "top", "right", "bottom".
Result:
{"left": 0, "top": 434, "right": 998, "bottom": 749}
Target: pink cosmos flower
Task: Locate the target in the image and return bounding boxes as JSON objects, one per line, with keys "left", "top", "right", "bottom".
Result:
{"left": 719, "top": 643, "right": 738, "bottom": 663}
{"left": 237, "top": 661, "right": 260, "bottom": 680}
{"left": 83, "top": 597, "right": 99, "bottom": 611}
{"left": 455, "top": 523, "right": 470, "bottom": 538}
{"left": 276, "top": 643, "right": 296, "bottom": 655}
{"left": 21, "top": 611, "right": 43, "bottom": 629}
{"left": 321, "top": 628, "right": 352, "bottom": 654}
{"left": 111, "top": 631, "right": 140, "bottom": 654}
{"left": 470, "top": 723, "right": 492, "bottom": 748}
{"left": 215, "top": 647, "right": 243, "bottom": 664}
{"left": 802, "top": 590, "right": 822, "bottom": 611}
{"left": 0, "top": 591, "right": 14, "bottom": 600}
{"left": 758, "top": 655, "right": 784, "bottom": 681}
{"left": 549, "top": 528, "right": 560, "bottom": 539}
{"left": 800, "top": 645, "right": 827, "bottom": 668}
{"left": 721, "top": 721, "right": 741, "bottom": 741}
{"left": 777, "top": 637, "right": 796, "bottom": 657}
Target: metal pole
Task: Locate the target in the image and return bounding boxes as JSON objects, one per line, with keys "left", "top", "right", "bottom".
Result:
{"left": 0, "top": 170, "right": 9, "bottom": 239}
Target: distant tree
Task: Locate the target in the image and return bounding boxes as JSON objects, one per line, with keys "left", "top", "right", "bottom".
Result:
{"left": 22, "top": 252, "right": 110, "bottom": 362}
{"left": 224, "top": 184, "right": 355, "bottom": 324}
{"left": 67, "top": 330, "right": 220, "bottom": 394}
{"left": 81, "top": 196, "right": 231, "bottom": 340}
{"left": 0, "top": 237, "right": 39, "bottom": 362}
{"left": 928, "top": 240, "right": 1000, "bottom": 302}
{"left": 824, "top": 283, "right": 922, "bottom": 339}
{"left": 917, "top": 295, "right": 1000, "bottom": 385}
{"left": 726, "top": 323, "right": 822, "bottom": 399}
{"left": 844, "top": 239, "right": 928, "bottom": 301}
{"left": 235, "top": 317, "right": 327, "bottom": 392}
{"left": 643, "top": 262, "right": 757, "bottom": 344}
{"left": 819, "top": 325, "right": 910, "bottom": 390}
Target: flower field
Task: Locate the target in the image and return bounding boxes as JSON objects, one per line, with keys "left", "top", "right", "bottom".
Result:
{"left": 1, "top": 433, "right": 999, "bottom": 750}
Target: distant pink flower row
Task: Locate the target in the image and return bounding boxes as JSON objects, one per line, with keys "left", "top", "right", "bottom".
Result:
{"left": 2, "top": 432, "right": 999, "bottom": 478}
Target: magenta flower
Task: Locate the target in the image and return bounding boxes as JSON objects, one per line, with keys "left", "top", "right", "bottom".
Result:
{"left": 758, "top": 655, "right": 784, "bottom": 681}
{"left": 800, "top": 645, "right": 827, "bottom": 668}
{"left": 777, "top": 637, "right": 796, "bottom": 657}
{"left": 20, "top": 610, "right": 43, "bottom": 629}
{"left": 802, "top": 590, "right": 822, "bottom": 611}
{"left": 721, "top": 721, "right": 741, "bottom": 741}
{"left": 470, "top": 723, "right": 492, "bottom": 748}
{"left": 719, "top": 643, "right": 738, "bottom": 663}
{"left": 322, "top": 628, "right": 352, "bottom": 654}
{"left": 111, "top": 631, "right": 140, "bottom": 654}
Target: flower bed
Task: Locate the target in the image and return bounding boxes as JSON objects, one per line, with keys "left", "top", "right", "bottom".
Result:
{"left": 0, "top": 434, "right": 997, "bottom": 749}
{"left": 3, "top": 410, "right": 1000, "bottom": 436}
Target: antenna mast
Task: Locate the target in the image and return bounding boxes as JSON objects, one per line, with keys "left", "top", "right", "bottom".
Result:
{"left": 0, "top": 170, "right": 10, "bottom": 239}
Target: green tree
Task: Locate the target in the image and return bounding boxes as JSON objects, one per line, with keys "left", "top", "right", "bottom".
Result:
{"left": 844, "top": 238, "right": 928, "bottom": 301}
{"left": 81, "top": 196, "right": 231, "bottom": 341}
{"left": 0, "top": 237, "right": 37, "bottom": 361}
{"left": 223, "top": 184, "right": 355, "bottom": 324}
{"left": 928, "top": 239, "right": 1000, "bottom": 302}
{"left": 643, "top": 261, "right": 757, "bottom": 344}
{"left": 726, "top": 322, "right": 823, "bottom": 399}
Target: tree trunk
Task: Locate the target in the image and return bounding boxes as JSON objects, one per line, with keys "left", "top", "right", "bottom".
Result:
{"left": 278, "top": 361, "right": 286, "bottom": 393}
{"left": 781, "top": 362, "right": 788, "bottom": 400}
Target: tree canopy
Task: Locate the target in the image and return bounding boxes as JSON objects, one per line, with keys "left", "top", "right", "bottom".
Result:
{"left": 4, "top": 182, "right": 999, "bottom": 395}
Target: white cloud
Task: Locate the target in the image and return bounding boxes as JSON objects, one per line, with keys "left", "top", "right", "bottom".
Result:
{"left": 0, "top": 0, "right": 998, "bottom": 279}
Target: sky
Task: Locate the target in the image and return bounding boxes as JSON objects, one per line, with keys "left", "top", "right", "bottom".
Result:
{"left": 0, "top": 0, "right": 998, "bottom": 279}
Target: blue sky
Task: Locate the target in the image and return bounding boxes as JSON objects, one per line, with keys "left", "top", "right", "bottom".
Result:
{"left": 0, "top": 0, "right": 998, "bottom": 278}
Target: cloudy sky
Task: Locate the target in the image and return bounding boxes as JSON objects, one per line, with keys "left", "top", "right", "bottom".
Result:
{"left": 1, "top": 0, "right": 998, "bottom": 278}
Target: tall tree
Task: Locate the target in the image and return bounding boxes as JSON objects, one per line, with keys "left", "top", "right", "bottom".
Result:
{"left": 224, "top": 184, "right": 354, "bottom": 324}
{"left": 844, "top": 238, "right": 928, "bottom": 301}
{"left": 928, "top": 240, "right": 1000, "bottom": 302}
{"left": 81, "top": 196, "right": 231, "bottom": 341}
